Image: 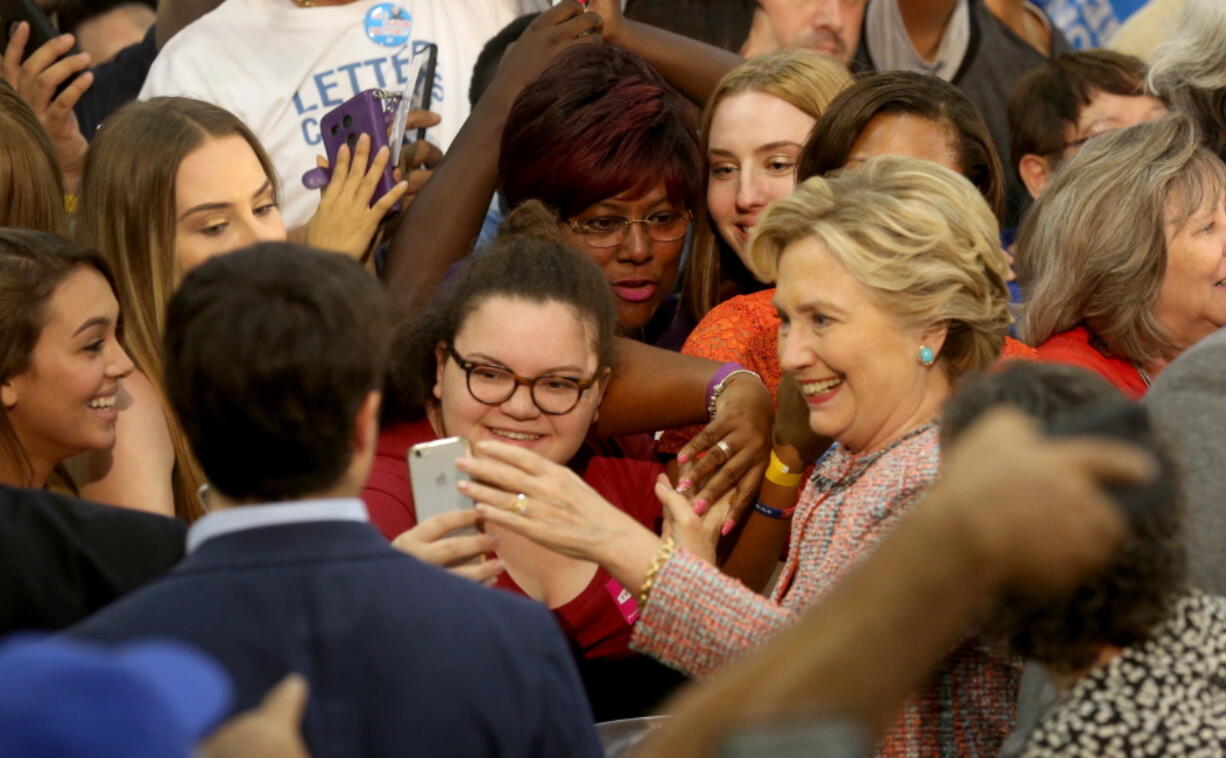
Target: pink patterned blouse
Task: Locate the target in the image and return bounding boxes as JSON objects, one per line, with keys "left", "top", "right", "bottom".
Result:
{"left": 631, "top": 424, "right": 1020, "bottom": 756}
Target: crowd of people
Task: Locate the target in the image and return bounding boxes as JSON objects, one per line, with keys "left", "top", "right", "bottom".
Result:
{"left": 1, "top": 0, "right": 1225, "bottom": 755}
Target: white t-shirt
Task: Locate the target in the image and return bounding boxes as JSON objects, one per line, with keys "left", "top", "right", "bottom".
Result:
{"left": 141, "top": 0, "right": 548, "bottom": 227}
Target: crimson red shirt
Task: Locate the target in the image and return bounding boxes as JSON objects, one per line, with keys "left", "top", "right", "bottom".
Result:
{"left": 1037, "top": 326, "right": 1147, "bottom": 400}
{"left": 361, "top": 417, "right": 664, "bottom": 661}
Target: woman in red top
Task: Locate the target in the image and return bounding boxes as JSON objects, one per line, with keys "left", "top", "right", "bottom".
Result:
{"left": 1019, "top": 113, "right": 1226, "bottom": 399}
{"left": 361, "top": 211, "right": 684, "bottom": 720}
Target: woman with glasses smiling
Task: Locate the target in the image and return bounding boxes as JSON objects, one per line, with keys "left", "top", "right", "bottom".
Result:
{"left": 361, "top": 204, "right": 687, "bottom": 720}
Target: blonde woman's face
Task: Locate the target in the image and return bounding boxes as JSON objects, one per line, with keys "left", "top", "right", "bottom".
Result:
{"left": 174, "top": 135, "right": 286, "bottom": 276}
{"left": 1154, "top": 192, "right": 1226, "bottom": 351}
{"left": 774, "top": 237, "right": 945, "bottom": 453}
{"left": 707, "top": 91, "right": 816, "bottom": 264}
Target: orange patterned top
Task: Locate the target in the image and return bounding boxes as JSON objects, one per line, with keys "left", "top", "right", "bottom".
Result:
{"left": 658, "top": 288, "right": 1037, "bottom": 453}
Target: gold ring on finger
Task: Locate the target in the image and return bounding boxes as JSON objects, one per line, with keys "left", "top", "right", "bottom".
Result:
{"left": 715, "top": 439, "right": 733, "bottom": 460}
{"left": 514, "top": 492, "right": 528, "bottom": 515}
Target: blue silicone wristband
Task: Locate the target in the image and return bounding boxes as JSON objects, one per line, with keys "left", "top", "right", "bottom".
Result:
{"left": 753, "top": 501, "right": 789, "bottom": 519}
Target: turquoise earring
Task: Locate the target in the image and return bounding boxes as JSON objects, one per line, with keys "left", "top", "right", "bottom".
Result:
{"left": 918, "top": 346, "right": 936, "bottom": 367}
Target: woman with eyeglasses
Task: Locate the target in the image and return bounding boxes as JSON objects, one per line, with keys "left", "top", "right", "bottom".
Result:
{"left": 361, "top": 203, "right": 686, "bottom": 721}
{"left": 498, "top": 43, "right": 701, "bottom": 346}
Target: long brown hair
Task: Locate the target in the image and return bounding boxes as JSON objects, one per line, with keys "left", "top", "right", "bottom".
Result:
{"left": 681, "top": 49, "right": 851, "bottom": 323}
{"left": 0, "top": 81, "right": 68, "bottom": 235}
{"left": 77, "top": 97, "right": 280, "bottom": 521}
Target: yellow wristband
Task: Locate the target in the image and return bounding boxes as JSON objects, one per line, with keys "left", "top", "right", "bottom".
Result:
{"left": 764, "top": 451, "right": 803, "bottom": 488}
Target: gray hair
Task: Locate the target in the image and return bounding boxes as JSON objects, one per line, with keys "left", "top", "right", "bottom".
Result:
{"left": 1148, "top": 0, "right": 1226, "bottom": 157}
{"left": 1018, "top": 112, "right": 1226, "bottom": 364}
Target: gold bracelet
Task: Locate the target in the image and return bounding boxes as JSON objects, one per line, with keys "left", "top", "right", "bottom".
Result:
{"left": 639, "top": 537, "right": 677, "bottom": 605}
{"left": 764, "top": 450, "right": 804, "bottom": 488}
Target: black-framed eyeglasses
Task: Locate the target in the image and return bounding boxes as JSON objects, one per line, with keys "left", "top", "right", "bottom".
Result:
{"left": 446, "top": 345, "right": 598, "bottom": 415}
{"left": 567, "top": 210, "right": 692, "bottom": 249}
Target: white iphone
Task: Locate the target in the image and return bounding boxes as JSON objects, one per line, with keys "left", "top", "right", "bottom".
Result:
{"left": 408, "top": 437, "right": 476, "bottom": 534}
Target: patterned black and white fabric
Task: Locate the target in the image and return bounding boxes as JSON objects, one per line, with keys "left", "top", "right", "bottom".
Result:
{"left": 1024, "top": 591, "right": 1226, "bottom": 756}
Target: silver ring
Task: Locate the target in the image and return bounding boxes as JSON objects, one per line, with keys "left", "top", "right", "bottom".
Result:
{"left": 715, "top": 439, "right": 733, "bottom": 460}
{"left": 514, "top": 493, "right": 528, "bottom": 515}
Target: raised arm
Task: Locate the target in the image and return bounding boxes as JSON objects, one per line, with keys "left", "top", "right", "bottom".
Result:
{"left": 589, "top": 0, "right": 743, "bottom": 104}
{"left": 380, "top": 3, "right": 601, "bottom": 316}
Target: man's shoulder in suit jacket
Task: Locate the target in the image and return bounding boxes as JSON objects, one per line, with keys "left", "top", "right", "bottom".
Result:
{"left": 68, "top": 518, "right": 603, "bottom": 757}
{"left": 0, "top": 485, "right": 184, "bottom": 635}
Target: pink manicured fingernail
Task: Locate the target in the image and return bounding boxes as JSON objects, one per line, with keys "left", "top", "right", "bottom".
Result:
{"left": 677, "top": 478, "right": 692, "bottom": 493}
{"left": 720, "top": 519, "right": 735, "bottom": 536}
{"left": 677, "top": 453, "right": 689, "bottom": 463}
{"left": 693, "top": 499, "right": 708, "bottom": 516}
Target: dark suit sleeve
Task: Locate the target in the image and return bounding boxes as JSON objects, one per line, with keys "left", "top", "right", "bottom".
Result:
{"left": 529, "top": 611, "right": 605, "bottom": 757}
{"left": 0, "top": 485, "right": 185, "bottom": 634}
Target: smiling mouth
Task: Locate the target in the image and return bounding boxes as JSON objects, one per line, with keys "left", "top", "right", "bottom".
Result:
{"left": 487, "top": 427, "right": 543, "bottom": 442}
{"left": 87, "top": 395, "right": 117, "bottom": 410}
{"left": 798, "top": 377, "right": 843, "bottom": 397}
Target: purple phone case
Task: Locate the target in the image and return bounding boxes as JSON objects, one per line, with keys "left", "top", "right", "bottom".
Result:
{"left": 314, "top": 90, "right": 398, "bottom": 211}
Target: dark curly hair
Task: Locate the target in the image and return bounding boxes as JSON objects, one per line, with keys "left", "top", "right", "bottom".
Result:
{"left": 380, "top": 201, "right": 618, "bottom": 426}
{"left": 943, "top": 361, "right": 1187, "bottom": 673}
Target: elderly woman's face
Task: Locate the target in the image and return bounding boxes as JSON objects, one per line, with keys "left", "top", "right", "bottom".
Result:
{"left": 1154, "top": 191, "right": 1226, "bottom": 351}
{"left": 774, "top": 237, "right": 947, "bottom": 453}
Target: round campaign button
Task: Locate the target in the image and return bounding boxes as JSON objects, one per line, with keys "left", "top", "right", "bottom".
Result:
{"left": 364, "top": 3, "right": 412, "bottom": 48}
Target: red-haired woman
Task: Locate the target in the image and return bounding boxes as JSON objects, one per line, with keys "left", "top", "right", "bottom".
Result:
{"left": 499, "top": 43, "right": 701, "bottom": 345}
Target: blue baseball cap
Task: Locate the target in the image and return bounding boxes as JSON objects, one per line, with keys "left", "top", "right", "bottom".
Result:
{"left": 0, "top": 635, "right": 234, "bottom": 757}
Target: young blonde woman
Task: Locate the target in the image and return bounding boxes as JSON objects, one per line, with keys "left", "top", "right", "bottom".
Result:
{"left": 72, "top": 97, "right": 404, "bottom": 520}
{"left": 680, "top": 48, "right": 852, "bottom": 324}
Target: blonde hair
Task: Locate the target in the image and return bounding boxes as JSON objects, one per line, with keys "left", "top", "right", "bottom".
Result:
{"left": 1018, "top": 112, "right": 1226, "bottom": 364}
{"left": 749, "top": 156, "right": 1011, "bottom": 378}
{"left": 77, "top": 97, "right": 280, "bottom": 522}
{"left": 683, "top": 48, "right": 852, "bottom": 321}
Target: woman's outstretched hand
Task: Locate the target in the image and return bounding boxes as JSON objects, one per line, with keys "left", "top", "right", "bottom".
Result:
{"left": 457, "top": 440, "right": 663, "bottom": 591}
{"left": 675, "top": 373, "right": 772, "bottom": 534}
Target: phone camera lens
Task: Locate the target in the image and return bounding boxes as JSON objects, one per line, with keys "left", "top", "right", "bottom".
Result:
{"left": 346, "top": 134, "right": 357, "bottom": 149}
{"left": 341, "top": 114, "right": 353, "bottom": 129}
{"left": 329, "top": 124, "right": 338, "bottom": 136}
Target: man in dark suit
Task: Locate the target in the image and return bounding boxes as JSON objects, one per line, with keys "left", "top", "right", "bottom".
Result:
{"left": 0, "top": 485, "right": 184, "bottom": 635}
{"left": 70, "top": 244, "right": 602, "bottom": 758}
